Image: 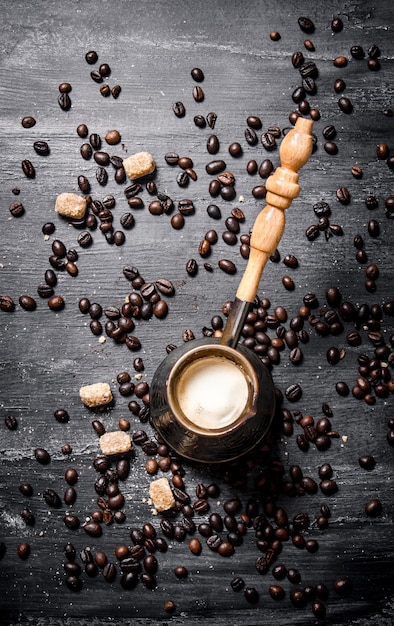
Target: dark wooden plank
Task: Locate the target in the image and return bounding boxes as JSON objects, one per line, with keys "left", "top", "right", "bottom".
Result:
{"left": 0, "top": 1, "right": 393, "bottom": 624}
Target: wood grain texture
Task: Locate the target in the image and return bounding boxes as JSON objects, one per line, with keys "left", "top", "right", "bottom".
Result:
{"left": 0, "top": 1, "right": 393, "bottom": 624}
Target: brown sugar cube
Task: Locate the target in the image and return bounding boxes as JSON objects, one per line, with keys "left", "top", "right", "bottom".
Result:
{"left": 79, "top": 382, "right": 113, "bottom": 407}
{"left": 149, "top": 477, "right": 175, "bottom": 512}
{"left": 100, "top": 431, "right": 132, "bottom": 455}
{"left": 123, "top": 151, "right": 156, "bottom": 180}
{"left": 55, "top": 192, "right": 87, "bottom": 219}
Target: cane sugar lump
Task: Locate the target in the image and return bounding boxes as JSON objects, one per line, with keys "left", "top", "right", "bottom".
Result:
{"left": 55, "top": 192, "right": 87, "bottom": 219}
{"left": 123, "top": 151, "right": 156, "bottom": 180}
{"left": 149, "top": 477, "right": 176, "bottom": 512}
{"left": 99, "top": 431, "right": 132, "bottom": 455}
{"left": 79, "top": 382, "right": 113, "bottom": 407}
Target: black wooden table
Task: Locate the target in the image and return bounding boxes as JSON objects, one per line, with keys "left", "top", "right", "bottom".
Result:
{"left": 1, "top": 1, "right": 393, "bottom": 624}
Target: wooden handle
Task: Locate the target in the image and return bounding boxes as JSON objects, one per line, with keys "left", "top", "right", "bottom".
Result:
{"left": 236, "top": 117, "right": 314, "bottom": 302}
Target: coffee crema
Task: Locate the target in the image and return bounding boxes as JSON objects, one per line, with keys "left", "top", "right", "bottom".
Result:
{"left": 176, "top": 356, "right": 249, "bottom": 430}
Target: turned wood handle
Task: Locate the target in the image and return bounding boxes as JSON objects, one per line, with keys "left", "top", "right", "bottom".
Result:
{"left": 236, "top": 117, "right": 314, "bottom": 302}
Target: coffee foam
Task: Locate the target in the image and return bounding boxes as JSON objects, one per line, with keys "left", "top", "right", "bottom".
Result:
{"left": 176, "top": 356, "right": 249, "bottom": 430}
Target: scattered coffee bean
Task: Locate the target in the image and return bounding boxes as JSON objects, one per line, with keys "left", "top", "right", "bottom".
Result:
{"left": 17, "top": 542, "right": 30, "bottom": 560}
{"left": 21, "top": 159, "right": 35, "bottom": 178}
{"left": 333, "top": 577, "right": 353, "bottom": 596}
{"left": 58, "top": 93, "right": 71, "bottom": 111}
{"left": 298, "top": 16, "right": 315, "bottom": 33}
{"left": 365, "top": 498, "right": 382, "bottom": 517}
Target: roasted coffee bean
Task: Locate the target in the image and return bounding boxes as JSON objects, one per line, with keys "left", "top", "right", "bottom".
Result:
{"left": 17, "top": 542, "right": 30, "bottom": 560}
{"left": 283, "top": 254, "right": 298, "bottom": 269}
{"left": 291, "top": 50, "right": 304, "bottom": 68}
{"left": 336, "top": 187, "right": 350, "bottom": 204}
{"left": 298, "top": 16, "right": 315, "bottom": 33}
{"left": 9, "top": 200, "right": 25, "bottom": 217}
{"left": 34, "top": 447, "right": 51, "bottom": 464}
{"left": 365, "top": 498, "right": 382, "bottom": 517}
{"left": 94, "top": 150, "right": 110, "bottom": 166}
{"left": 244, "top": 127, "right": 258, "bottom": 145}
{"left": 19, "top": 482, "right": 33, "bottom": 497}
{"left": 33, "top": 140, "right": 50, "bottom": 156}
{"left": 178, "top": 198, "right": 195, "bottom": 216}
{"left": 21, "top": 159, "right": 35, "bottom": 178}
{"left": 331, "top": 16, "right": 343, "bottom": 31}
{"left": 218, "top": 259, "right": 237, "bottom": 274}
{"left": 37, "top": 283, "right": 54, "bottom": 298}
{"left": 333, "top": 577, "right": 352, "bottom": 596}
{"left": 89, "top": 133, "right": 101, "bottom": 150}
{"left": 185, "top": 258, "right": 198, "bottom": 277}
{"left": 206, "top": 134, "right": 220, "bottom": 154}
{"left": 90, "top": 70, "right": 102, "bottom": 84}
{"left": 100, "top": 83, "right": 111, "bottom": 98}
{"left": 258, "top": 159, "right": 274, "bottom": 178}
{"left": 176, "top": 171, "right": 189, "bottom": 186}
{"left": 65, "top": 467, "right": 78, "bottom": 485}
{"left": 350, "top": 45, "right": 365, "bottom": 59}
{"left": 220, "top": 185, "right": 235, "bottom": 201}
{"left": 0, "top": 294, "right": 15, "bottom": 312}
{"left": 338, "top": 97, "right": 353, "bottom": 114}
{"left": 96, "top": 166, "right": 108, "bottom": 185}
{"left": 120, "top": 212, "right": 135, "bottom": 229}
{"left": 261, "top": 132, "right": 276, "bottom": 150}
{"left": 320, "top": 479, "right": 338, "bottom": 495}
{"left": 298, "top": 99, "right": 310, "bottom": 114}
{"left": 293, "top": 87, "right": 307, "bottom": 105}
{"left": 208, "top": 179, "right": 221, "bottom": 197}
{"left": 299, "top": 60, "right": 318, "bottom": 79}
{"left": 85, "top": 50, "right": 98, "bottom": 64}
{"left": 228, "top": 142, "right": 242, "bottom": 157}
{"left": 252, "top": 185, "right": 266, "bottom": 199}
{"left": 21, "top": 115, "right": 36, "bottom": 128}
{"left": 217, "top": 171, "right": 235, "bottom": 186}
{"left": 246, "top": 115, "right": 262, "bottom": 129}
{"left": 190, "top": 67, "right": 204, "bottom": 82}
{"left": 285, "top": 383, "right": 302, "bottom": 402}
{"left": 80, "top": 142, "right": 93, "bottom": 160}
{"left": 76, "top": 123, "right": 88, "bottom": 138}
{"left": 359, "top": 455, "right": 376, "bottom": 470}
{"left": 124, "top": 182, "right": 143, "bottom": 198}
{"left": 77, "top": 231, "right": 92, "bottom": 247}
{"left": 58, "top": 93, "right": 71, "bottom": 111}
{"left": 333, "top": 54, "right": 348, "bottom": 67}
{"left": 206, "top": 534, "right": 222, "bottom": 551}
{"left": 203, "top": 206, "right": 221, "bottom": 224}
{"left": 269, "top": 584, "right": 285, "bottom": 600}
{"left": 324, "top": 141, "right": 338, "bottom": 155}
{"left": 302, "top": 76, "right": 316, "bottom": 94}
{"left": 304, "top": 38, "right": 315, "bottom": 51}
{"left": 365, "top": 195, "right": 379, "bottom": 211}
{"left": 322, "top": 126, "right": 336, "bottom": 143}
{"left": 43, "top": 488, "right": 62, "bottom": 508}
{"left": 155, "top": 278, "right": 175, "bottom": 296}
{"left": 206, "top": 160, "right": 226, "bottom": 175}
{"left": 4, "top": 414, "right": 17, "bottom": 431}
{"left": 54, "top": 408, "right": 69, "bottom": 424}
{"left": 83, "top": 521, "right": 102, "bottom": 538}
{"left": 192, "top": 85, "right": 204, "bottom": 102}
{"left": 172, "top": 101, "right": 185, "bottom": 117}
{"left": 64, "top": 487, "right": 77, "bottom": 506}
{"left": 48, "top": 295, "right": 64, "bottom": 311}
{"left": 58, "top": 81, "right": 71, "bottom": 93}
{"left": 282, "top": 275, "right": 295, "bottom": 290}
{"left": 368, "top": 219, "right": 380, "bottom": 237}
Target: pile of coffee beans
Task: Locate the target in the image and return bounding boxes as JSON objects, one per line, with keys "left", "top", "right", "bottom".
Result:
{"left": 1, "top": 11, "right": 393, "bottom": 623}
